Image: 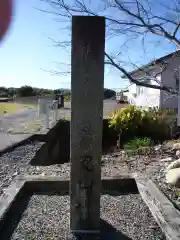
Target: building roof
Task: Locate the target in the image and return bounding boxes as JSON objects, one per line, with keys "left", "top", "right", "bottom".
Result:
{"left": 122, "top": 50, "right": 180, "bottom": 78}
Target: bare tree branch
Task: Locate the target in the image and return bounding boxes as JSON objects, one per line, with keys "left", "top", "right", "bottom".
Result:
{"left": 39, "top": 0, "right": 180, "bottom": 96}
{"left": 173, "top": 23, "right": 180, "bottom": 36}
{"left": 105, "top": 52, "right": 177, "bottom": 94}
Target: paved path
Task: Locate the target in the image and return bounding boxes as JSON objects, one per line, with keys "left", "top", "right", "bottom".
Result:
{"left": 0, "top": 108, "right": 38, "bottom": 132}
{"left": 0, "top": 100, "right": 122, "bottom": 151}
{"left": 0, "top": 133, "right": 32, "bottom": 152}
{"left": 61, "top": 100, "right": 121, "bottom": 117}
{"left": 0, "top": 100, "right": 120, "bottom": 131}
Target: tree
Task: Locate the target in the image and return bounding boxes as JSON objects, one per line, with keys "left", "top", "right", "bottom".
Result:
{"left": 0, "top": 87, "right": 8, "bottom": 97}
{"left": 7, "top": 87, "right": 16, "bottom": 97}
{"left": 39, "top": 0, "right": 180, "bottom": 95}
{"left": 54, "top": 89, "right": 62, "bottom": 95}
{"left": 104, "top": 88, "right": 116, "bottom": 99}
{"left": 18, "top": 85, "right": 36, "bottom": 97}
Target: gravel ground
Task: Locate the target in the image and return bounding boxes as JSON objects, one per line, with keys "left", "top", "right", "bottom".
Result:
{"left": 0, "top": 141, "right": 44, "bottom": 195}
{"left": 11, "top": 194, "right": 165, "bottom": 240}
{"left": 24, "top": 147, "right": 180, "bottom": 211}
{"left": 0, "top": 141, "right": 179, "bottom": 239}
{"left": 102, "top": 150, "right": 180, "bottom": 209}
{"left": 24, "top": 149, "right": 169, "bottom": 179}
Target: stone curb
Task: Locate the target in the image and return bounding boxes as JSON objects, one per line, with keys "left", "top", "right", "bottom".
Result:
{"left": 0, "top": 134, "right": 46, "bottom": 157}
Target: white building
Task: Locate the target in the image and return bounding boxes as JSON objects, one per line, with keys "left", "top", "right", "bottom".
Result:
{"left": 123, "top": 50, "right": 180, "bottom": 110}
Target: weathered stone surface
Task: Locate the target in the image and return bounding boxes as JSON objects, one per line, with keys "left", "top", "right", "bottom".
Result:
{"left": 162, "top": 141, "right": 174, "bottom": 150}
{"left": 167, "top": 159, "right": 180, "bottom": 171}
{"left": 166, "top": 168, "right": 180, "bottom": 187}
{"left": 30, "top": 118, "right": 117, "bottom": 166}
{"left": 172, "top": 142, "right": 180, "bottom": 150}
{"left": 154, "top": 145, "right": 162, "bottom": 151}
{"left": 70, "top": 16, "right": 105, "bottom": 232}
{"left": 160, "top": 157, "right": 172, "bottom": 162}
{"left": 176, "top": 150, "right": 180, "bottom": 157}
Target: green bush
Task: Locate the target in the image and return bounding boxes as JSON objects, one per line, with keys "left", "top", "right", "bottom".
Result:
{"left": 109, "top": 105, "right": 143, "bottom": 133}
{"left": 139, "top": 107, "right": 176, "bottom": 140}
{"left": 109, "top": 105, "right": 176, "bottom": 144}
{"left": 123, "top": 137, "right": 152, "bottom": 150}
{"left": 18, "top": 85, "right": 36, "bottom": 97}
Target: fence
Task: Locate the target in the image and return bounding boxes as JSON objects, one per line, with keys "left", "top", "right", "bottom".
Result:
{"left": 38, "top": 99, "right": 59, "bottom": 130}
{"left": 14, "top": 95, "right": 54, "bottom": 105}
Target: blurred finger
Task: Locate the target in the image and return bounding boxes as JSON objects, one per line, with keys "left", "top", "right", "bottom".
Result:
{"left": 0, "top": 0, "right": 13, "bottom": 42}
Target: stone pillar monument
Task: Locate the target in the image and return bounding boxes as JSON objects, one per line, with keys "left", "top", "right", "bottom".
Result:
{"left": 70, "top": 16, "right": 105, "bottom": 234}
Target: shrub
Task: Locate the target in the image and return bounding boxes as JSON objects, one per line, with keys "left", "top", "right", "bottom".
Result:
{"left": 109, "top": 105, "right": 176, "bottom": 146}
{"left": 109, "top": 105, "right": 143, "bottom": 134}
{"left": 123, "top": 137, "right": 152, "bottom": 150}
{"left": 139, "top": 107, "right": 176, "bottom": 140}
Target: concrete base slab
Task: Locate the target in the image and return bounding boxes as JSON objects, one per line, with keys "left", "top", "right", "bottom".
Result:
{"left": 0, "top": 133, "right": 32, "bottom": 150}
{"left": 0, "top": 174, "right": 138, "bottom": 239}
{"left": 0, "top": 133, "right": 36, "bottom": 156}
{"left": 1, "top": 174, "right": 177, "bottom": 240}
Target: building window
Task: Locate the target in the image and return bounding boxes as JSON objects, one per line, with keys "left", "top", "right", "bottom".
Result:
{"left": 136, "top": 86, "right": 140, "bottom": 96}
{"left": 136, "top": 86, "right": 145, "bottom": 96}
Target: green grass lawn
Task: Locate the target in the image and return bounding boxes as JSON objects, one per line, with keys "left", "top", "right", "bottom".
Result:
{"left": 0, "top": 103, "right": 19, "bottom": 115}
{"left": 0, "top": 103, "right": 37, "bottom": 115}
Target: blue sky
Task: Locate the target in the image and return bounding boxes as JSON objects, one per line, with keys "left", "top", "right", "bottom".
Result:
{"left": 0, "top": 0, "right": 176, "bottom": 90}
